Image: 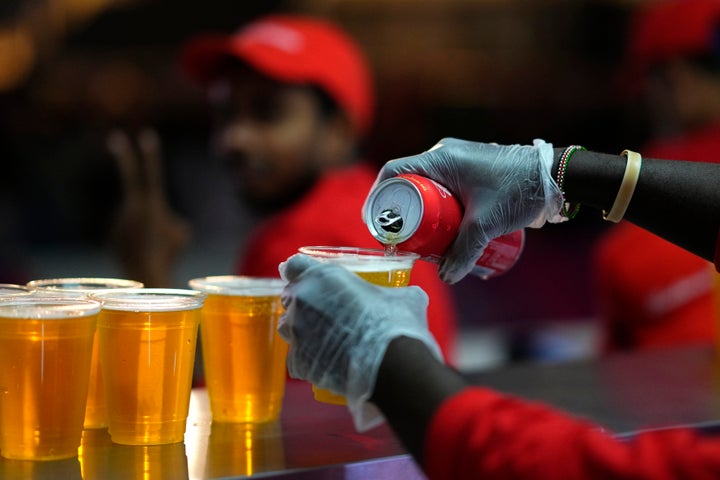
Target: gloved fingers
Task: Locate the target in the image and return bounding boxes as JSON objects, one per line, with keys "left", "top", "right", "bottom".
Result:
{"left": 278, "top": 260, "right": 364, "bottom": 352}
{"left": 374, "top": 137, "right": 459, "bottom": 182}
{"left": 363, "top": 137, "right": 478, "bottom": 223}
{"left": 375, "top": 153, "right": 428, "bottom": 183}
{"left": 363, "top": 150, "right": 444, "bottom": 223}
{"left": 398, "top": 285, "right": 430, "bottom": 311}
{"left": 438, "top": 215, "right": 492, "bottom": 284}
{"left": 279, "top": 253, "right": 319, "bottom": 282}
{"left": 277, "top": 309, "right": 292, "bottom": 342}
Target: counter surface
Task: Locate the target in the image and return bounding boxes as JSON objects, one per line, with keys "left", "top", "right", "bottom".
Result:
{"left": 4, "top": 345, "right": 720, "bottom": 479}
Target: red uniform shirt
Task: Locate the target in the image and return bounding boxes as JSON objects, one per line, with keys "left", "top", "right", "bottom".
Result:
{"left": 593, "top": 121, "right": 720, "bottom": 352}
{"left": 236, "top": 162, "right": 458, "bottom": 361}
{"left": 425, "top": 387, "right": 720, "bottom": 479}
{"left": 716, "top": 227, "right": 720, "bottom": 273}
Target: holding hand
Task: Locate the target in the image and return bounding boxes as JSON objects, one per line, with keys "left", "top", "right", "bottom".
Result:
{"left": 278, "top": 254, "right": 442, "bottom": 430}
{"left": 368, "top": 138, "right": 564, "bottom": 283}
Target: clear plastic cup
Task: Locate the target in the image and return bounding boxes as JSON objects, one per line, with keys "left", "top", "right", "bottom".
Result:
{"left": 89, "top": 288, "right": 204, "bottom": 445}
{"left": 0, "top": 296, "right": 101, "bottom": 460}
{"left": 26, "top": 277, "right": 144, "bottom": 429}
{"left": 189, "top": 276, "right": 287, "bottom": 423}
{"left": 297, "top": 246, "right": 419, "bottom": 405}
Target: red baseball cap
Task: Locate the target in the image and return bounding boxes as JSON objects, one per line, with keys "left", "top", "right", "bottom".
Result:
{"left": 628, "top": 0, "right": 720, "bottom": 72}
{"left": 180, "top": 14, "right": 375, "bottom": 137}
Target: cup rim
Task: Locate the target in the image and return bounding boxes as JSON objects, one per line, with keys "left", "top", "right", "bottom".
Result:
{"left": 0, "top": 296, "right": 102, "bottom": 318}
{"left": 298, "top": 246, "right": 420, "bottom": 272}
{"left": 298, "top": 246, "right": 419, "bottom": 260}
{"left": 188, "top": 275, "right": 286, "bottom": 296}
{"left": 88, "top": 288, "right": 206, "bottom": 311}
{"left": 27, "top": 277, "right": 144, "bottom": 292}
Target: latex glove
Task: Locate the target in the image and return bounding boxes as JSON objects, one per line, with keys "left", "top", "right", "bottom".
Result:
{"left": 367, "top": 138, "right": 563, "bottom": 284}
{"left": 278, "top": 254, "right": 442, "bottom": 431}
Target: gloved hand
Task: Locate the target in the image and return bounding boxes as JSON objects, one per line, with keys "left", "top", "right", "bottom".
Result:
{"left": 366, "top": 138, "right": 564, "bottom": 284}
{"left": 278, "top": 254, "right": 443, "bottom": 431}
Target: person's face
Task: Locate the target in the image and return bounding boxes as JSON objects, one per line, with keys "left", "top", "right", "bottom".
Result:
{"left": 209, "top": 66, "right": 338, "bottom": 212}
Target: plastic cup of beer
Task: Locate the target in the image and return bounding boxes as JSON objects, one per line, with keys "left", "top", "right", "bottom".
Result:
{"left": 26, "top": 278, "right": 144, "bottom": 429}
{"left": 297, "top": 246, "right": 420, "bottom": 404}
{"left": 188, "top": 276, "right": 287, "bottom": 423}
{"left": 0, "top": 296, "right": 101, "bottom": 460}
{"left": 88, "top": 288, "right": 205, "bottom": 445}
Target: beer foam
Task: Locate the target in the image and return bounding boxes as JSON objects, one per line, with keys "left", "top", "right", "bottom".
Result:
{"left": 98, "top": 299, "right": 202, "bottom": 312}
{"left": 189, "top": 276, "right": 285, "bottom": 297}
{"left": 328, "top": 259, "right": 413, "bottom": 272}
{"left": 89, "top": 288, "right": 205, "bottom": 312}
{"left": 0, "top": 302, "right": 101, "bottom": 319}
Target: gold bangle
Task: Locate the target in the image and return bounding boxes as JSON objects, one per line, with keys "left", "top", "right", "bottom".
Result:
{"left": 602, "top": 149, "right": 642, "bottom": 223}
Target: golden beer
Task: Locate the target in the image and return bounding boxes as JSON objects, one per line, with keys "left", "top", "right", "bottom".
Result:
{"left": 189, "top": 276, "right": 287, "bottom": 423}
{"left": 0, "top": 298, "right": 100, "bottom": 460}
{"left": 353, "top": 268, "right": 413, "bottom": 287}
{"left": 90, "top": 289, "right": 204, "bottom": 445}
{"left": 297, "top": 246, "right": 419, "bottom": 404}
{"left": 26, "top": 278, "right": 144, "bottom": 429}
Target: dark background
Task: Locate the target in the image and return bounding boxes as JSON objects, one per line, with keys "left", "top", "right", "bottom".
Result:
{"left": 0, "top": 0, "right": 653, "bottom": 365}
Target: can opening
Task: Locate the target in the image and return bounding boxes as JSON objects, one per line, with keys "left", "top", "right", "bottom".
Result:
{"left": 375, "top": 209, "right": 404, "bottom": 233}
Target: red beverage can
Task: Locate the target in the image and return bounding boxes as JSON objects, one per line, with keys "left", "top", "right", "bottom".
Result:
{"left": 364, "top": 173, "right": 525, "bottom": 279}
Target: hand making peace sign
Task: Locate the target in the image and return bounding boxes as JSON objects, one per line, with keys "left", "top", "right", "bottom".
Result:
{"left": 107, "top": 129, "right": 191, "bottom": 287}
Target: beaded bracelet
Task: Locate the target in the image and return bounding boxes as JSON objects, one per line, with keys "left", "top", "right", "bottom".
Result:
{"left": 556, "top": 145, "right": 586, "bottom": 219}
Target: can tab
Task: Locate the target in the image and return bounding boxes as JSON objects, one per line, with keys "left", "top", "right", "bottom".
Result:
{"left": 375, "top": 209, "right": 404, "bottom": 233}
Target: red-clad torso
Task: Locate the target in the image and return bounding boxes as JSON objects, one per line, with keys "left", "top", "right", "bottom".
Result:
{"left": 593, "top": 121, "right": 720, "bottom": 352}
{"left": 237, "top": 162, "right": 458, "bottom": 361}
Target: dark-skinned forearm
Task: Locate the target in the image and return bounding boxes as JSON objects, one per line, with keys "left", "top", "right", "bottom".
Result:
{"left": 552, "top": 148, "right": 720, "bottom": 262}
{"left": 370, "top": 336, "right": 467, "bottom": 465}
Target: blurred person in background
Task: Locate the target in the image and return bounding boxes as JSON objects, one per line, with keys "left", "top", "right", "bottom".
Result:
{"left": 593, "top": 0, "right": 720, "bottom": 353}
{"left": 109, "top": 14, "right": 458, "bottom": 362}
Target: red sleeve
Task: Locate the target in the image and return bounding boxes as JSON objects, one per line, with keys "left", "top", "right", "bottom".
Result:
{"left": 424, "top": 387, "right": 720, "bottom": 480}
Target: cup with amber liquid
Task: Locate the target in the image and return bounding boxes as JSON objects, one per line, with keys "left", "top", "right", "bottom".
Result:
{"left": 189, "top": 276, "right": 287, "bottom": 423}
{"left": 89, "top": 288, "right": 204, "bottom": 445}
{"left": 297, "top": 246, "right": 419, "bottom": 404}
{"left": 26, "top": 278, "right": 143, "bottom": 429}
{"left": 0, "top": 296, "right": 100, "bottom": 460}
